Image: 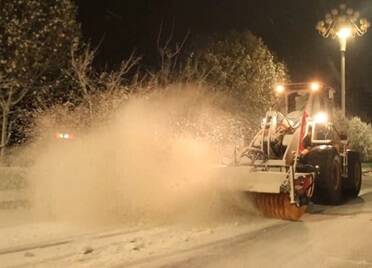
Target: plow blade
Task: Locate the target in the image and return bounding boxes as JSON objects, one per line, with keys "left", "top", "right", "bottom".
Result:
{"left": 216, "top": 166, "right": 306, "bottom": 221}
{"left": 254, "top": 193, "right": 306, "bottom": 221}
{"left": 216, "top": 166, "right": 286, "bottom": 193}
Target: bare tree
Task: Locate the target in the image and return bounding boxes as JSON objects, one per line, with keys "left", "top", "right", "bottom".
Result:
{"left": 156, "top": 21, "right": 190, "bottom": 85}
{"left": 101, "top": 52, "right": 141, "bottom": 93}
{"left": 69, "top": 44, "right": 141, "bottom": 120}
{"left": 0, "top": 0, "right": 80, "bottom": 159}
{"left": 69, "top": 45, "right": 97, "bottom": 119}
{"left": 0, "top": 77, "right": 26, "bottom": 156}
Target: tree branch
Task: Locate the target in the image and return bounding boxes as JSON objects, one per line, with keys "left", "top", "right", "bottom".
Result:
{"left": 11, "top": 88, "right": 28, "bottom": 106}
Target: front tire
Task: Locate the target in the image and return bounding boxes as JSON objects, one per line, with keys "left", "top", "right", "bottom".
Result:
{"left": 306, "top": 147, "right": 343, "bottom": 205}
{"left": 322, "top": 153, "right": 343, "bottom": 204}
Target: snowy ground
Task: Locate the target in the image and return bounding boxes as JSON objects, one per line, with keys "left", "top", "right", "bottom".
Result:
{"left": 1, "top": 176, "right": 372, "bottom": 268}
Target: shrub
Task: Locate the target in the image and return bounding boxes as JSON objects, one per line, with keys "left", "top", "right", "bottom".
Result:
{"left": 334, "top": 112, "right": 372, "bottom": 162}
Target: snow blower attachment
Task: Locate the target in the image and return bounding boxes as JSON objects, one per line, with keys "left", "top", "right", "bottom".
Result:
{"left": 218, "top": 82, "right": 362, "bottom": 221}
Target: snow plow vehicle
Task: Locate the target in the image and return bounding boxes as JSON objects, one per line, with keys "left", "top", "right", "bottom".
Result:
{"left": 219, "top": 82, "right": 362, "bottom": 220}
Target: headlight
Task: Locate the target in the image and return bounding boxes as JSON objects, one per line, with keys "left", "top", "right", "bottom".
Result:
{"left": 275, "top": 84, "right": 285, "bottom": 94}
{"left": 310, "top": 82, "right": 320, "bottom": 92}
{"left": 314, "top": 112, "right": 328, "bottom": 124}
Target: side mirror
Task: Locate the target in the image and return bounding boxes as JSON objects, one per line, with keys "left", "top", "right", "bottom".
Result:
{"left": 328, "top": 88, "right": 336, "bottom": 100}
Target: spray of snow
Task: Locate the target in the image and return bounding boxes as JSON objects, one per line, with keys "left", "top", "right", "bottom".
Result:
{"left": 28, "top": 85, "right": 256, "bottom": 226}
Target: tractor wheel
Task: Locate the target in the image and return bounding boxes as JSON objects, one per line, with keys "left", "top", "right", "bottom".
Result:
{"left": 307, "top": 148, "right": 343, "bottom": 205}
{"left": 344, "top": 152, "right": 362, "bottom": 198}
{"left": 325, "top": 153, "right": 343, "bottom": 204}
{"left": 320, "top": 152, "right": 343, "bottom": 204}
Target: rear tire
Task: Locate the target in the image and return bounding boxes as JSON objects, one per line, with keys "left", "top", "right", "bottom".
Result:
{"left": 344, "top": 152, "right": 362, "bottom": 198}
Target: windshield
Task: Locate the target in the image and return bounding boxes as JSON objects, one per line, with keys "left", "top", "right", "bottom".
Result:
{"left": 287, "top": 91, "right": 309, "bottom": 113}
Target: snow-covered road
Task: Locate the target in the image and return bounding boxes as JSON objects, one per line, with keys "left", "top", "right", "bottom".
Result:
{"left": 1, "top": 176, "right": 372, "bottom": 268}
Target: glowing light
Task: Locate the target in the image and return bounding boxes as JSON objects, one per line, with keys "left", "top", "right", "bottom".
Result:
{"left": 275, "top": 84, "right": 285, "bottom": 94}
{"left": 337, "top": 27, "right": 352, "bottom": 39}
{"left": 310, "top": 82, "right": 320, "bottom": 92}
{"left": 314, "top": 112, "right": 328, "bottom": 124}
{"left": 55, "top": 132, "right": 74, "bottom": 140}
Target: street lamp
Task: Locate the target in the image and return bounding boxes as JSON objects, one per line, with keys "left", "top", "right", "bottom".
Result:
{"left": 316, "top": 4, "right": 370, "bottom": 116}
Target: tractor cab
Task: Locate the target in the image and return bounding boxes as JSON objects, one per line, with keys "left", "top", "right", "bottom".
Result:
{"left": 276, "top": 82, "right": 335, "bottom": 121}
{"left": 272, "top": 82, "right": 343, "bottom": 154}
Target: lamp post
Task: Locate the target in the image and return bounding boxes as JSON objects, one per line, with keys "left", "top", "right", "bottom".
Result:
{"left": 316, "top": 4, "right": 370, "bottom": 117}
{"left": 338, "top": 27, "right": 351, "bottom": 116}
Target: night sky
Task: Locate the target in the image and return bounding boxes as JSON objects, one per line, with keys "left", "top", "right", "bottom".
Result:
{"left": 76, "top": 0, "right": 372, "bottom": 119}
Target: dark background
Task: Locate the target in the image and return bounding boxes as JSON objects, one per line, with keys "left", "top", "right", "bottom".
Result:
{"left": 75, "top": 0, "right": 372, "bottom": 119}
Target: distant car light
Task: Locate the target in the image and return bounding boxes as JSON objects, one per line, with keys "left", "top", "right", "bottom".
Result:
{"left": 55, "top": 132, "right": 75, "bottom": 140}
{"left": 314, "top": 112, "right": 328, "bottom": 124}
